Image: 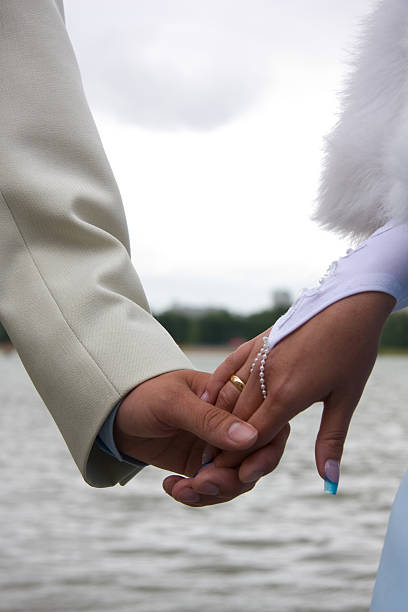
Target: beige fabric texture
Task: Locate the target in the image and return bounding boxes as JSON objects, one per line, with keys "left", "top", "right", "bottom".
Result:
{"left": 0, "top": 0, "right": 192, "bottom": 487}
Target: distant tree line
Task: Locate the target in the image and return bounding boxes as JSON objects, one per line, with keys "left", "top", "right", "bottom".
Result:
{"left": 155, "top": 306, "right": 289, "bottom": 346}
{"left": 1, "top": 305, "right": 408, "bottom": 350}
{"left": 381, "top": 312, "right": 408, "bottom": 349}
{"left": 155, "top": 305, "right": 408, "bottom": 350}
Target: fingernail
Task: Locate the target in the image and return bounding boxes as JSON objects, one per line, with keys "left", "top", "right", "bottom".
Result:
{"left": 228, "top": 422, "right": 258, "bottom": 443}
{"left": 324, "top": 459, "right": 340, "bottom": 495}
{"left": 178, "top": 489, "right": 200, "bottom": 503}
{"left": 200, "top": 391, "right": 210, "bottom": 402}
{"left": 243, "top": 470, "right": 265, "bottom": 484}
{"left": 198, "top": 483, "right": 220, "bottom": 496}
{"left": 201, "top": 445, "right": 216, "bottom": 465}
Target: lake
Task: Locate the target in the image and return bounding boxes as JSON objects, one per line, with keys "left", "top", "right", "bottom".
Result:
{"left": 1, "top": 349, "right": 407, "bottom": 612}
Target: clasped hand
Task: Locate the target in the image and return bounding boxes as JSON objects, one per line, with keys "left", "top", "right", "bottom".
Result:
{"left": 160, "top": 291, "right": 395, "bottom": 506}
{"left": 114, "top": 292, "right": 394, "bottom": 507}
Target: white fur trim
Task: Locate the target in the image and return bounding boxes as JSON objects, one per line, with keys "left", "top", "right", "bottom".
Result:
{"left": 313, "top": 0, "right": 408, "bottom": 241}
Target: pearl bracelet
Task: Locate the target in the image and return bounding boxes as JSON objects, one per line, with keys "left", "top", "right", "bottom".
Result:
{"left": 250, "top": 336, "right": 269, "bottom": 400}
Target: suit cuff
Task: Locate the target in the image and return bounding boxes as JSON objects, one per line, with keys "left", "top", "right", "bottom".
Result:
{"left": 96, "top": 398, "right": 149, "bottom": 469}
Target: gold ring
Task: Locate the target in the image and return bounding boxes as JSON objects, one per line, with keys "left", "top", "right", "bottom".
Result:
{"left": 230, "top": 375, "right": 246, "bottom": 393}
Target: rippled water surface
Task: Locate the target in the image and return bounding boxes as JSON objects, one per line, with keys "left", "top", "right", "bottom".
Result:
{"left": 1, "top": 349, "right": 408, "bottom": 612}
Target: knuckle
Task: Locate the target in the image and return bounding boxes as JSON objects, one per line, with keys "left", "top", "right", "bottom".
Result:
{"left": 319, "top": 428, "right": 347, "bottom": 443}
{"left": 160, "top": 385, "right": 179, "bottom": 407}
{"left": 225, "top": 352, "right": 236, "bottom": 366}
{"left": 212, "top": 353, "right": 237, "bottom": 386}
{"left": 224, "top": 352, "right": 239, "bottom": 374}
{"left": 217, "top": 386, "right": 235, "bottom": 411}
{"left": 201, "top": 405, "right": 229, "bottom": 433}
{"left": 317, "top": 429, "right": 347, "bottom": 454}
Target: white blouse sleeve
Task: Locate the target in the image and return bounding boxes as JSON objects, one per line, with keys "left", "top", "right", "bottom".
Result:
{"left": 267, "top": 221, "right": 408, "bottom": 352}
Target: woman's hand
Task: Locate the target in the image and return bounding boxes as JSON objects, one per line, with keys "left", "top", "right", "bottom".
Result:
{"left": 167, "top": 291, "right": 395, "bottom": 501}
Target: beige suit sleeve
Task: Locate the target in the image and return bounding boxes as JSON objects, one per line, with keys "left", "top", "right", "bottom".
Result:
{"left": 0, "top": 0, "right": 192, "bottom": 487}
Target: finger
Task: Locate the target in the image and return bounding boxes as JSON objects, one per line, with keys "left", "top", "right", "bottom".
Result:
{"left": 200, "top": 444, "right": 218, "bottom": 466}
{"left": 204, "top": 340, "right": 255, "bottom": 404}
{"left": 163, "top": 475, "right": 202, "bottom": 506}
{"left": 199, "top": 364, "right": 252, "bottom": 464}
{"left": 201, "top": 347, "right": 295, "bottom": 472}
{"left": 201, "top": 336, "right": 270, "bottom": 471}
{"left": 200, "top": 350, "right": 271, "bottom": 469}
{"left": 165, "top": 425, "right": 290, "bottom": 505}
{"left": 200, "top": 364, "right": 256, "bottom": 467}
{"left": 192, "top": 463, "right": 251, "bottom": 497}
{"left": 314, "top": 391, "right": 357, "bottom": 494}
{"left": 166, "top": 389, "right": 259, "bottom": 452}
{"left": 162, "top": 474, "right": 185, "bottom": 496}
{"left": 209, "top": 362, "right": 270, "bottom": 470}
{"left": 169, "top": 465, "right": 256, "bottom": 507}
{"left": 213, "top": 336, "right": 268, "bottom": 423}
{"left": 238, "top": 423, "right": 291, "bottom": 483}
{"left": 212, "top": 397, "right": 295, "bottom": 471}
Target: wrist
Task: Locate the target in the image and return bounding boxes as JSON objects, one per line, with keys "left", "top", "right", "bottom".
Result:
{"left": 113, "top": 396, "right": 136, "bottom": 457}
{"left": 347, "top": 291, "right": 396, "bottom": 324}
{"left": 112, "top": 402, "right": 131, "bottom": 455}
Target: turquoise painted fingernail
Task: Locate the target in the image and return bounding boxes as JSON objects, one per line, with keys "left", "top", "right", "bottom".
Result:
{"left": 324, "top": 477, "right": 338, "bottom": 495}
{"left": 324, "top": 459, "right": 340, "bottom": 495}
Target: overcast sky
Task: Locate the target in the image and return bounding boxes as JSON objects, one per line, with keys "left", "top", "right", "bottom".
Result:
{"left": 63, "top": 0, "right": 377, "bottom": 313}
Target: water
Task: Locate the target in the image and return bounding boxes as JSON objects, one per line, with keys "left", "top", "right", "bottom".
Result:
{"left": 1, "top": 349, "right": 407, "bottom": 612}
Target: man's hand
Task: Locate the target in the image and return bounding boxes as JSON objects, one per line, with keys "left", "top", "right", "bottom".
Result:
{"left": 168, "top": 292, "right": 395, "bottom": 499}
{"left": 114, "top": 369, "right": 289, "bottom": 506}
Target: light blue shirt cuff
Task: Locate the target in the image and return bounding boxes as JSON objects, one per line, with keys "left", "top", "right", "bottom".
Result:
{"left": 96, "top": 399, "right": 148, "bottom": 470}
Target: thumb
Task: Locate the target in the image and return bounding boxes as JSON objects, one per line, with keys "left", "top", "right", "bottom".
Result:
{"left": 315, "top": 393, "right": 356, "bottom": 495}
{"left": 167, "top": 389, "right": 259, "bottom": 451}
